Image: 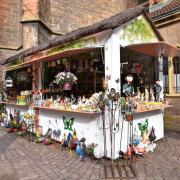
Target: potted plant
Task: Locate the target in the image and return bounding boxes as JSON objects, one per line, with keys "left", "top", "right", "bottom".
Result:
{"left": 53, "top": 71, "right": 78, "bottom": 90}
{"left": 86, "top": 143, "right": 98, "bottom": 159}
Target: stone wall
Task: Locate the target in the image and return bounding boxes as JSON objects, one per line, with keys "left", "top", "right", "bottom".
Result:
{"left": 0, "top": 0, "right": 22, "bottom": 49}
{"left": 164, "top": 97, "right": 180, "bottom": 132}
{"left": 0, "top": 0, "right": 139, "bottom": 91}
{"left": 22, "top": 0, "right": 39, "bottom": 21}
{"left": 0, "top": 66, "right": 4, "bottom": 92}
{"left": 158, "top": 22, "right": 180, "bottom": 46}
{"left": 49, "top": 0, "right": 139, "bottom": 34}
{"left": 0, "top": 0, "right": 139, "bottom": 62}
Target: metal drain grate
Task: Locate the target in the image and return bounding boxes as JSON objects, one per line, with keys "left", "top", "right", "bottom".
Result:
{"left": 103, "top": 159, "right": 137, "bottom": 179}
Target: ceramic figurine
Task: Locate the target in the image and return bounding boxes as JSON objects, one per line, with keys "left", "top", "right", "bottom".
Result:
{"left": 149, "top": 126, "right": 156, "bottom": 143}
{"left": 153, "top": 80, "right": 162, "bottom": 101}
{"left": 150, "top": 89, "right": 155, "bottom": 102}
{"left": 76, "top": 141, "right": 85, "bottom": 159}
{"left": 44, "top": 128, "right": 52, "bottom": 145}
{"left": 145, "top": 142, "right": 156, "bottom": 153}
{"left": 136, "top": 87, "right": 141, "bottom": 101}
{"left": 61, "top": 133, "right": 68, "bottom": 148}
{"left": 144, "top": 88, "right": 149, "bottom": 101}
{"left": 133, "top": 126, "right": 140, "bottom": 146}
{"left": 123, "top": 74, "right": 134, "bottom": 98}
{"left": 142, "top": 130, "right": 149, "bottom": 145}
{"left": 69, "top": 129, "right": 78, "bottom": 150}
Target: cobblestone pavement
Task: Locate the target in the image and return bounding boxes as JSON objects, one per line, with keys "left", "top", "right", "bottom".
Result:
{"left": 0, "top": 128, "right": 180, "bottom": 180}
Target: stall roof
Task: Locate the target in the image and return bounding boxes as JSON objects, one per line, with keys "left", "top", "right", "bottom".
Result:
{"left": 125, "top": 42, "right": 180, "bottom": 57}
{"left": 1, "top": 5, "right": 163, "bottom": 65}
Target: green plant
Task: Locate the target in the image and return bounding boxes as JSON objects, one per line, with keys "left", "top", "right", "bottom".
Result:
{"left": 121, "top": 16, "right": 157, "bottom": 43}
{"left": 86, "top": 143, "right": 97, "bottom": 155}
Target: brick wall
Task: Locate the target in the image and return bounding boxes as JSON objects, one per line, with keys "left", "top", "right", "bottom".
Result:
{"left": 49, "top": 0, "right": 139, "bottom": 34}
{"left": 22, "top": 0, "right": 39, "bottom": 21}
{"left": 0, "top": 66, "right": 4, "bottom": 91}
{"left": 0, "top": 0, "right": 22, "bottom": 49}
{"left": 0, "top": 0, "right": 139, "bottom": 55}
{"left": 39, "top": 0, "right": 51, "bottom": 29}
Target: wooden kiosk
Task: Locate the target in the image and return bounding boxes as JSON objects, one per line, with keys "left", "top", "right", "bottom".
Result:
{"left": 1, "top": 6, "right": 178, "bottom": 159}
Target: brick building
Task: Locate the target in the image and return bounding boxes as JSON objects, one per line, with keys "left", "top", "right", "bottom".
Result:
{"left": 0, "top": 0, "right": 140, "bottom": 61}
{"left": 149, "top": 0, "right": 180, "bottom": 132}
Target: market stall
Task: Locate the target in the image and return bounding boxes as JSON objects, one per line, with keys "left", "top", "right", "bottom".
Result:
{"left": 1, "top": 6, "right": 176, "bottom": 159}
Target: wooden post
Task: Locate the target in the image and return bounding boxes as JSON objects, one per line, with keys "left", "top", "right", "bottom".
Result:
{"left": 168, "top": 57, "right": 174, "bottom": 95}
{"left": 33, "top": 62, "right": 41, "bottom": 132}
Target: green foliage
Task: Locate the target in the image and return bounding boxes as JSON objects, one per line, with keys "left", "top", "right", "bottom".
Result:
{"left": 121, "top": 16, "right": 156, "bottom": 43}
{"left": 86, "top": 143, "right": 97, "bottom": 155}
{"left": 48, "top": 38, "right": 96, "bottom": 55}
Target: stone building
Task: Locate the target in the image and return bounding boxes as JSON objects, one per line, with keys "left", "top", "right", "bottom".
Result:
{"left": 149, "top": 0, "right": 180, "bottom": 132}
{"left": 0, "top": 0, "right": 140, "bottom": 61}
{"left": 0, "top": 0, "right": 141, "bottom": 90}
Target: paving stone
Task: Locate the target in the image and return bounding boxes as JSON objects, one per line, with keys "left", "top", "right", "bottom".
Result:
{"left": 0, "top": 128, "right": 180, "bottom": 179}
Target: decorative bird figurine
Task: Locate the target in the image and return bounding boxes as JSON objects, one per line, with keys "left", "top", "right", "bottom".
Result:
{"left": 69, "top": 129, "right": 78, "bottom": 150}
{"left": 44, "top": 128, "right": 52, "bottom": 145}
{"left": 61, "top": 133, "right": 68, "bottom": 148}
{"left": 76, "top": 141, "right": 85, "bottom": 159}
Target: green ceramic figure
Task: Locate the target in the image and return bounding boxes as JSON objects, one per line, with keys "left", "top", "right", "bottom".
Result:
{"left": 63, "top": 116, "right": 74, "bottom": 131}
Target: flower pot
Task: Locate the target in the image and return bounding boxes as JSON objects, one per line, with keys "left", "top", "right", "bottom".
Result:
{"left": 63, "top": 82, "right": 71, "bottom": 91}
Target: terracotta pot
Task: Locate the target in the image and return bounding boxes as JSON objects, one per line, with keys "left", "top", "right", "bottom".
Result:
{"left": 63, "top": 82, "right": 71, "bottom": 90}
{"left": 125, "top": 113, "right": 133, "bottom": 122}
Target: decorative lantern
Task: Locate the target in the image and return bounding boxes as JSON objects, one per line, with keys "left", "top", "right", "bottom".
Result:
{"left": 5, "top": 77, "right": 13, "bottom": 87}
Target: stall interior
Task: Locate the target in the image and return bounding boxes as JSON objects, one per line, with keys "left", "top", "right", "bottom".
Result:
{"left": 121, "top": 47, "right": 158, "bottom": 98}
{"left": 42, "top": 49, "right": 105, "bottom": 99}
{"left": 5, "top": 66, "right": 33, "bottom": 103}
{"left": 120, "top": 47, "right": 167, "bottom": 112}
{"left": 2, "top": 49, "right": 106, "bottom": 112}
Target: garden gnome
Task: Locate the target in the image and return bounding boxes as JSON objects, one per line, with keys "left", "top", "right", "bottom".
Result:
{"left": 123, "top": 74, "right": 134, "bottom": 98}
{"left": 153, "top": 80, "right": 162, "bottom": 101}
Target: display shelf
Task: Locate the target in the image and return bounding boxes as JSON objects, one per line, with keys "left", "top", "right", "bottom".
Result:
{"left": 32, "top": 105, "right": 102, "bottom": 115}
{"left": 0, "top": 101, "right": 30, "bottom": 107}
{"left": 135, "top": 105, "right": 172, "bottom": 114}
{"left": 77, "top": 71, "right": 104, "bottom": 95}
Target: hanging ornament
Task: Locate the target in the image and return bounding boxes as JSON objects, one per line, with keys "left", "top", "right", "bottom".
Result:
{"left": 57, "top": 60, "right": 61, "bottom": 64}
{"left": 51, "top": 61, "right": 56, "bottom": 68}
{"left": 27, "top": 67, "right": 32, "bottom": 73}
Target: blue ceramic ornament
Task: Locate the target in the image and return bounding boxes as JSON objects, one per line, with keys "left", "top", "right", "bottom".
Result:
{"left": 76, "top": 141, "right": 85, "bottom": 158}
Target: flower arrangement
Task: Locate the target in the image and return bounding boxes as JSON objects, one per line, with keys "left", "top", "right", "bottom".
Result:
{"left": 53, "top": 71, "right": 78, "bottom": 85}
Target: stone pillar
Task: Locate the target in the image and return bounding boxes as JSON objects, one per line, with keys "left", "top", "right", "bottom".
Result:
{"left": 21, "top": 0, "right": 39, "bottom": 49}
{"left": 168, "top": 57, "right": 174, "bottom": 95}
{"left": 22, "top": 22, "right": 39, "bottom": 49}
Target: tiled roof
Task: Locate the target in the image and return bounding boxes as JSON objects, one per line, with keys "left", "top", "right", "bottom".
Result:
{"left": 149, "top": 0, "right": 180, "bottom": 18}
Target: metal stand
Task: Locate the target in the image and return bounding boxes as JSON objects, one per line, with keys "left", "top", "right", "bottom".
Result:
{"left": 103, "top": 91, "right": 137, "bottom": 179}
